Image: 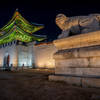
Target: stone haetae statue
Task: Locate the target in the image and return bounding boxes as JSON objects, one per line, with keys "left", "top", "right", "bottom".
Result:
{"left": 56, "top": 14, "right": 100, "bottom": 39}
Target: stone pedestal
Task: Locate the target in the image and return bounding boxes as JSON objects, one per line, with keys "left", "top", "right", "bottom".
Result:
{"left": 49, "top": 31, "right": 100, "bottom": 88}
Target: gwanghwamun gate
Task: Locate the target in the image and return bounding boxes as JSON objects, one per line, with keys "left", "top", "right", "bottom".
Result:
{"left": 0, "top": 9, "right": 57, "bottom": 70}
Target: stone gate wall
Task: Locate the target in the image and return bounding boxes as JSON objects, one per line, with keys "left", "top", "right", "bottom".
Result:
{"left": 33, "top": 42, "right": 57, "bottom": 68}
{"left": 0, "top": 42, "right": 17, "bottom": 67}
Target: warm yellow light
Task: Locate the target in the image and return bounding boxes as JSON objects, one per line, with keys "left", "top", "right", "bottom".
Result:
{"left": 36, "top": 60, "right": 55, "bottom": 68}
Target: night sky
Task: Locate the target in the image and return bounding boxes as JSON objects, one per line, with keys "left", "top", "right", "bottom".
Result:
{"left": 0, "top": 0, "right": 100, "bottom": 41}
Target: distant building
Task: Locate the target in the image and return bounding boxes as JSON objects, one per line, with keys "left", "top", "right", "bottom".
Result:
{"left": 0, "top": 9, "right": 46, "bottom": 69}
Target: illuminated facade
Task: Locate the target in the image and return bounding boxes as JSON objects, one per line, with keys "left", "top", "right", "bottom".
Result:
{"left": 0, "top": 41, "right": 35, "bottom": 68}
{"left": 0, "top": 10, "right": 46, "bottom": 68}
{"left": 33, "top": 42, "right": 57, "bottom": 68}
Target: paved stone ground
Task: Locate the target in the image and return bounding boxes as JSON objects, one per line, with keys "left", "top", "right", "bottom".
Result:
{"left": 0, "top": 69, "right": 100, "bottom": 100}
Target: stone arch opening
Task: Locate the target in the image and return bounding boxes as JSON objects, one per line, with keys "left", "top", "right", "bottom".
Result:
{"left": 3, "top": 53, "right": 10, "bottom": 68}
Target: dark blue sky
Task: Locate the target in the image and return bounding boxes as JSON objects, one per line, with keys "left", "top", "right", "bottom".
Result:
{"left": 0, "top": 0, "right": 100, "bottom": 41}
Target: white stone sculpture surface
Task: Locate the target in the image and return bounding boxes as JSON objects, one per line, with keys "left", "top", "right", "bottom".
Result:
{"left": 56, "top": 14, "right": 100, "bottom": 38}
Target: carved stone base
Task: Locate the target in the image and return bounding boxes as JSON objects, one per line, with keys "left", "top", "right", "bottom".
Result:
{"left": 49, "top": 44, "right": 100, "bottom": 87}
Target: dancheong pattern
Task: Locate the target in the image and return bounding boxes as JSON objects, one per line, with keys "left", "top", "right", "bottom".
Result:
{"left": 0, "top": 9, "right": 46, "bottom": 45}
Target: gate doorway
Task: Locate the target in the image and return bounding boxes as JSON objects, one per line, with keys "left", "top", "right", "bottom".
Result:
{"left": 3, "top": 54, "right": 10, "bottom": 68}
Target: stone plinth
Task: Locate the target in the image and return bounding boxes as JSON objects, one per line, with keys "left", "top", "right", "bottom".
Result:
{"left": 49, "top": 31, "right": 100, "bottom": 88}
